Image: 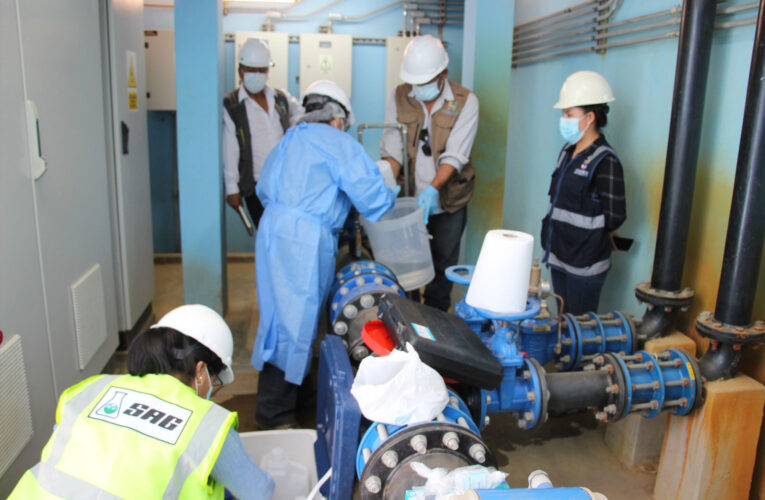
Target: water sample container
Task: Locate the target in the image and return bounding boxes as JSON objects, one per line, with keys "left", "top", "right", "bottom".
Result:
{"left": 260, "top": 446, "right": 310, "bottom": 500}
{"left": 361, "top": 197, "right": 434, "bottom": 291}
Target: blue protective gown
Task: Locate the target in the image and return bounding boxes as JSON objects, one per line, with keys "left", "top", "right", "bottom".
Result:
{"left": 251, "top": 122, "right": 396, "bottom": 384}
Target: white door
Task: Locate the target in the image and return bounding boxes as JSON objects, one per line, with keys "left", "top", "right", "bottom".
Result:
{"left": 108, "top": 0, "right": 155, "bottom": 331}
{"left": 17, "top": 0, "right": 119, "bottom": 391}
{"left": 0, "top": 0, "right": 57, "bottom": 494}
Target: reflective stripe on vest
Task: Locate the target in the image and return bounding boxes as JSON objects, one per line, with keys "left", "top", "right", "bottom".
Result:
{"left": 31, "top": 462, "right": 124, "bottom": 500}
{"left": 547, "top": 251, "right": 611, "bottom": 277}
{"left": 46, "top": 375, "right": 118, "bottom": 466}
{"left": 31, "top": 374, "right": 234, "bottom": 500}
{"left": 551, "top": 207, "right": 606, "bottom": 229}
{"left": 163, "top": 404, "right": 231, "bottom": 499}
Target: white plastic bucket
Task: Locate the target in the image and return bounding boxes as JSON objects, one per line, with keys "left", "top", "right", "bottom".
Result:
{"left": 361, "top": 197, "right": 435, "bottom": 291}
{"left": 239, "top": 429, "right": 318, "bottom": 500}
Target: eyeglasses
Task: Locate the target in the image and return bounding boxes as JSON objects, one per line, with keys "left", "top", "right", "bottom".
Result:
{"left": 211, "top": 374, "right": 225, "bottom": 397}
{"left": 419, "top": 128, "right": 432, "bottom": 157}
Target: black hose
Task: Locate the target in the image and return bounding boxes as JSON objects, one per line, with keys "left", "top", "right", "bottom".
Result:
{"left": 650, "top": 0, "right": 716, "bottom": 292}
{"left": 714, "top": 0, "right": 765, "bottom": 327}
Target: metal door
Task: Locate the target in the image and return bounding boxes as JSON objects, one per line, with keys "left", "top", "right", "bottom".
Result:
{"left": 17, "top": 0, "right": 120, "bottom": 390}
{"left": 0, "top": 0, "right": 57, "bottom": 494}
{"left": 107, "top": 0, "right": 155, "bottom": 331}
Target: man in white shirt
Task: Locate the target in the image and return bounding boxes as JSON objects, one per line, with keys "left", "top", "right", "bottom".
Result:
{"left": 223, "top": 38, "right": 303, "bottom": 228}
{"left": 380, "top": 35, "right": 479, "bottom": 311}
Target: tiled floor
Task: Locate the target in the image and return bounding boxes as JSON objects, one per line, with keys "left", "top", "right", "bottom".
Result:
{"left": 110, "top": 259, "right": 657, "bottom": 497}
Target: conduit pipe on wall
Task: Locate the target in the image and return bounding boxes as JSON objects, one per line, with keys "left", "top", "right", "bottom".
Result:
{"left": 633, "top": 0, "right": 717, "bottom": 339}
{"left": 513, "top": 7, "right": 681, "bottom": 52}
{"left": 514, "top": 0, "right": 616, "bottom": 37}
{"left": 696, "top": 0, "right": 765, "bottom": 381}
{"left": 513, "top": 2, "right": 758, "bottom": 66}
{"left": 514, "top": 0, "right": 618, "bottom": 46}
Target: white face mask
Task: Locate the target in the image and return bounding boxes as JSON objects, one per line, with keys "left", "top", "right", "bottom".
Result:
{"left": 195, "top": 366, "right": 213, "bottom": 400}
{"left": 243, "top": 72, "right": 267, "bottom": 94}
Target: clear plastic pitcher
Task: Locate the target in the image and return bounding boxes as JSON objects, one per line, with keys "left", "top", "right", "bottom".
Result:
{"left": 260, "top": 447, "right": 310, "bottom": 500}
{"left": 361, "top": 197, "right": 435, "bottom": 291}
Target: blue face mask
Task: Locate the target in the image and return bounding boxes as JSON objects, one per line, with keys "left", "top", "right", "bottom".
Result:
{"left": 413, "top": 79, "right": 442, "bottom": 102}
{"left": 559, "top": 116, "right": 590, "bottom": 144}
{"left": 243, "top": 72, "right": 267, "bottom": 94}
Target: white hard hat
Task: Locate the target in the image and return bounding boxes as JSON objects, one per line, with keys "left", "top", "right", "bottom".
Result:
{"left": 239, "top": 38, "right": 273, "bottom": 68}
{"left": 152, "top": 304, "right": 235, "bottom": 384}
{"left": 554, "top": 70, "right": 615, "bottom": 109}
{"left": 399, "top": 35, "right": 449, "bottom": 85}
{"left": 302, "top": 79, "right": 355, "bottom": 126}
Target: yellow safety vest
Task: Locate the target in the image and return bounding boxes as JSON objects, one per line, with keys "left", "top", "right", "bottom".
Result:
{"left": 9, "top": 373, "right": 238, "bottom": 499}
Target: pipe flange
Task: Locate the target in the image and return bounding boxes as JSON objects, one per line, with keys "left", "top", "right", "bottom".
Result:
{"left": 593, "top": 353, "right": 629, "bottom": 422}
{"left": 358, "top": 423, "right": 496, "bottom": 499}
{"left": 332, "top": 291, "right": 388, "bottom": 361}
{"left": 634, "top": 281, "right": 694, "bottom": 310}
{"left": 695, "top": 312, "right": 765, "bottom": 345}
{"left": 524, "top": 358, "right": 549, "bottom": 429}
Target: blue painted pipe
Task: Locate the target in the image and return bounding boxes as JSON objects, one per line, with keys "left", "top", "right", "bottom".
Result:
{"left": 469, "top": 488, "right": 597, "bottom": 499}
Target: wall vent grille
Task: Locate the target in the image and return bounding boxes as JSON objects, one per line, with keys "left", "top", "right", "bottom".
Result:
{"left": 71, "top": 264, "right": 108, "bottom": 370}
{"left": 0, "top": 334, "right": 34, "bottom": 477}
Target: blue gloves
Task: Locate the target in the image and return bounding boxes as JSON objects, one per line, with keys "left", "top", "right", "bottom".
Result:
{"left": 393, "top": 185, "right": 401, "bottom": 198}
{"left": 418, "top": 185, "right": 439, "bottom": 225}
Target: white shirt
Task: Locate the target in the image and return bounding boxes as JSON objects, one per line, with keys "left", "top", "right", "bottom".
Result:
{"left": 222, "top": 85, "right": 304, "bottom": 195}
{"left": 380, "top": 81, "right": 479, "bottom": 202}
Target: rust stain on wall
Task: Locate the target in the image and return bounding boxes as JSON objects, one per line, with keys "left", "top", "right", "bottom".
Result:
{"left": 674, "top": 167, "right": 733, "bottom": 350}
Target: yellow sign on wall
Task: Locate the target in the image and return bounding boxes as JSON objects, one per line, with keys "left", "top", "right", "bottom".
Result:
{"left": 127, "top": 51, "right": 137, "bottom": 88}
{"left": 128, "top": 90, "right": 138, "bottom": 110}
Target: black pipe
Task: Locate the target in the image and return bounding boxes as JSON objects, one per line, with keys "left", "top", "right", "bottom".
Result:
{"left": 699, "top": 342, "right": 744, "bottom": 381}
{"left": 546, "top": 371, "right": 611, "bottom": 412}
{"left": 637, "top": 306, "right": 676, "bottom": 340}
{"left": 650, "top": 0, "right": 716, "bottom": 292}
{"left": 714, "top": 0, "right": 765, "bottom": 327}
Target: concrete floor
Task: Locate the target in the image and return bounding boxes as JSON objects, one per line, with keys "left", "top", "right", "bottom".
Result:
{"left": 109, "top": 260, "right": 658, "bottom": 498}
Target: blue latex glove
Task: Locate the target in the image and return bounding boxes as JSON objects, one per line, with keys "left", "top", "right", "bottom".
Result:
{"left": 418, "top": 185, "right": 439, "bottom": 225}
{"left": 393, "top": 185, "right": 401, "bottom": 197}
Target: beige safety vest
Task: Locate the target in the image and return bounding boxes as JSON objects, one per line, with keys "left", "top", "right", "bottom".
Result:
{"left": 394, "top": 81, "right": 476, "bottom": 213}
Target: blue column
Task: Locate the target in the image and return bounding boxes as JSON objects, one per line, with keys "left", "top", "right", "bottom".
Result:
{"left": 175, "top": 0, "right": 227, "bottom": 312}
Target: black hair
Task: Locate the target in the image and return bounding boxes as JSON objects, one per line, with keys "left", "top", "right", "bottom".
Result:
{"left": 127, "top": 327, "right": 224, "bottom": 384}
{"left": 581, "top": 103, "right": 609, "bottom": 129}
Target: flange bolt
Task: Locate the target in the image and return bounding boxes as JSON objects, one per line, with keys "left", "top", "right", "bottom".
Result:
{"left": 365, "top": 476, "right": 381, "bottom": 494}
{"left": 469, "top": 443, "right": 486, "bottom": 464}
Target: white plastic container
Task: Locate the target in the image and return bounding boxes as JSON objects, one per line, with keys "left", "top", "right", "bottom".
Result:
{"left": 239, "top": 429, "right": 318, "bottom": 500}
{"left": 361, "top": 197, "right": 435, "bottom": 291}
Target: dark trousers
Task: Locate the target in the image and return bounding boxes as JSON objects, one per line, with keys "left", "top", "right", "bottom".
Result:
{"left": 550, "top": 268, "right": 608, "bottom": 316}
{"left": 255, "top": 362, "right": 299, "bottom": 428}
{"left": 245, "top": 190, "right": 265, "bottom": 229}
{"left": 422, "top": 207, "right": 468, "bottom": 311}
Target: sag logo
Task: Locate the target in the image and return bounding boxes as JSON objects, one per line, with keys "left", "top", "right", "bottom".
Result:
{"left": 123, "top": 402, "right": 185, "bottom": 431}
{"left": 96, "top": 391, "right": 126, "bottom": 419}
{"left": 90, "top": 386, "right": 193, "bottom": 444}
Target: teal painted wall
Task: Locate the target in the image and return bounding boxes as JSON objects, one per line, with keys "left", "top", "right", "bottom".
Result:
{"left": 144, "top": 1, "right": 464, "bottom": 253}
{"left": 462, "top": 0, "right": 515, "bottom": 266}
{"left": 498, "top": 4, "right": 765, "bottom": 485}
{"left": 501, "top": 0, "right": 762, "bottom": 323}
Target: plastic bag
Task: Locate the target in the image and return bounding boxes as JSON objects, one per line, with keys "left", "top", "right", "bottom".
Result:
{"left": 409, "top": 462, "right": 508, "bottom": 500}
{"left": 350, "top": 343, "right": 448, "bottom": 425}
